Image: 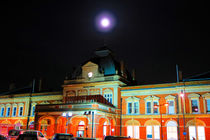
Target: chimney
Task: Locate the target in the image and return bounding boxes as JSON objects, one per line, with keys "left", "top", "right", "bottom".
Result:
{"left": 9, "top": 82, "right": 16, "bottom": 91}
{"left": 132, "top": 69, "right": 136, "bottom": 81}
{"left": 120, "top": 60, "right": 124, "bottom": 76}
{"left": 38, "top": 78, "right": 42, "bottom": 92}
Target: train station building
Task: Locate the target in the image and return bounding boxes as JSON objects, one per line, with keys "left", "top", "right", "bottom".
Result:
{"left": 0, "top": 47, "right": 210, "bottom": 140}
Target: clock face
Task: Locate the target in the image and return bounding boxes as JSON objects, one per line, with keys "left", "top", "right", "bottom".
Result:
{"left": 88, "top": 72, "right": 93, "bottom": 78}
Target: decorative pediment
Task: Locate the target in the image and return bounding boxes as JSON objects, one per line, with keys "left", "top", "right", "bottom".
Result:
{"left": 18, "top": 103, "right": 24, "bottom": 106}
{"left": 39, "top": 101, "right": 50, "bottom": 104}
{"left": 165, "top": 95, "right": 176, "bottom": 100}
{"left": 6, "top": 103, "right": 11, "bottom": 106}
{"left": 12, "top": 103, "right": 17, "bottom": 106}
{"left": 144, "top": 95, "right": 160, "bottom": 101}
{"left": 52, "top": 100, "right": 63, "bottom": 104}
{"left": 126, "top": 96, "right": 140, "bottom": 102}
{"left": 202, "top": 93, "right": 210, "bottom": 98}
{"left": 82, "top": 61, "right": 100, "bottom": 79}
{"left": 82, "top": 61, "right": 98, "bottom": 67}
{"left": 188, "top": 93, "right": 200, "bottom": 98}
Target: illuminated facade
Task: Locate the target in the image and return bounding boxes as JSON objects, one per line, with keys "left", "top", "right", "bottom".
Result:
{"left": 0, "top": 48, "right": 210, "bottom": 140}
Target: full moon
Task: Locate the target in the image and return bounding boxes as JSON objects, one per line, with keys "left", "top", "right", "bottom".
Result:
{"left": 101, "top": 18, "right": 110, "bottom": 27}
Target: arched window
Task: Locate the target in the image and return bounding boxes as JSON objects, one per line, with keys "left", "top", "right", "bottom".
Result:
{"left": 145, "top": 120, "right": 160, "bottom": 139}
{"left": 103, "top": 89, "right": 113, "bottom": 104}
{"left": 167, "top": 121, "right": 178, "bottom": 140}
{"left": 103, "top": 121, "right": 108, "bottom": 136}
{"left": 126, "top": 120, "right": 140, "bottom": 139}
{"left": 187, "top": 119, "right": 205, "bottom": 140}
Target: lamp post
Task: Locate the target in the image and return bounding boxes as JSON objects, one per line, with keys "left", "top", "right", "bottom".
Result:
{"left": 154, "top": 103, "right": 169, "bottom": 140}
{"left": 84, "top": 111, "right": 95, "bottom": 138}
{"left": 84, "top": 111, "right": 91, "bottom": 137}
{"left": 180, "top": 90, "right": 186, "bottom": 140}
{"left": 62, "top": 112, "right": 72, "bottom": 134}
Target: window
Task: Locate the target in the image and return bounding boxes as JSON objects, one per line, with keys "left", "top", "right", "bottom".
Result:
{"left": 146, "top": 126, "right": 160, "bottom": 139}
{"left": 144, "top": 96, "right": 160, "bottom": 114}
{"left": 167, "top": 121, "right": 178, "bottom": 140}
{"left": 6, "top": 107, "right": 11, "bottom": 117}
{"left": 134, "top": 102, "right": 138, "bottom": 114}
{"left": 126, "top": 120, "right": 140, "bottom": 139}
{"left": 127, "top": 126, "right": 139, "bottom": 139}
{"left": 0, "top": 107, "right": 5, "bottom": 117}
{"left": 189, "top": 126, "right": 205, "bottom": 140}
{"left": 188, "top": 93, "right": 200, "bottom": 114}
{"left": 207, "top": 99, "right": 210, "bottom": 113}
{"left": 127, "top": 102, "right": 139, "bottom": 114}
{"left": 126, "top": 97, "right": 140, "bottom": 114}
{"left": 191, "top": 99, "right": 198, "bottom": 113}
{"left": 153, "top": 101, "right": 158, "bottom": 114}
{"left": 146, "top": 101, "right": 159, "bottom": 114}
{"left": 103, "top": 89, "right": 113, "bottom": 104}
{"left": 12, "top": 107, "right": 17, "bottom": 117}
{"left": 165, "top": 95, "right": 176, "bottom": 114}
{"left": 103, "top": 122, "right": 107, "bottom": 136}
{"left": 202, "top": 93, "right": 210, "bottom": 113}
{"left": 168, "top": 100, "right": 175, "bottom": 114}
{"left": 128, "top": 103, "right": 132, "bottom": 114}
{"left": 19, "top": 106, "right": 23, "bottom": 116}
{"left": 147, "top": 102, "right": 151, "bottom": 114}
{"left": 31, "top": 106, "right": 35, "bottom": 116}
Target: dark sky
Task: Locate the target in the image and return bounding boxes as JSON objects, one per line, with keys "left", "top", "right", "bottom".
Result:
{"left": 1, "top": 0, "right": 209, "bottom": 92}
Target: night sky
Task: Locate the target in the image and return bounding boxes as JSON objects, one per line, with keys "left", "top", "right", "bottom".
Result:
{"left": 1, "top": 0, "right": 209, "bottom": 92}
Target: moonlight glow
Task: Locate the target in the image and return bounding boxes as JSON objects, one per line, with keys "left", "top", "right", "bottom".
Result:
{"left": 101, "top": 18, "right": 110, "bottom": 27}
{"left": 95, "top": 12, "right": 116, "bottom": 32}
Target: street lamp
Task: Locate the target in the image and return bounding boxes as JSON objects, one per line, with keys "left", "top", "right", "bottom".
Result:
{"left": 62, "top": 112, "right": 72, "bottom": 134}
{"left": 84, "top": 111, "right": 91, "bottom": 137}
{"left": 180, "top": 90, "right": 186, "bottom": 140}
{"left": 84, "top": 111, "right": 95, "bottom": 138}
{"left": 154, "top": 103, "right": 169, "bottom": 140}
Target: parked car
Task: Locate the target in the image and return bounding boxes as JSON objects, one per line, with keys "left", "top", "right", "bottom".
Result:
{"left": 16, "top": 133, "right": 38, "bottom": 140}
{"left": 7, "top": 129, "right": 47, "bottom": 140}
{"left": 0, "top": 134, "right": 7, "bottom": 140}
{"left": 51, "top": 133, "right": 73, "bottom": 140}
{"left": 104, "top": 136, "right": 131, "bottom": 140}
{"left": 7, "top": 129, "right": 27, "bottom": 140}
{"left": 70, "top": 138, "right": 96, "bottom": 140}
{"left": 23, "top": 130, "right": 47, "bottom": 140}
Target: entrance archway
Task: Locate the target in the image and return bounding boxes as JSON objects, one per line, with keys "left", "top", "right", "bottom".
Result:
{"left": 38, "top": 116, "right": 55, "bottom": 139}
{"left": 77, "top": 121, "right": 85, "bottom": 137}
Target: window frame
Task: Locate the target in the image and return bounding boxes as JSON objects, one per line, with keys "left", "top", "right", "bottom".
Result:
{"left": 6, "top": 104, "right": 11, "bottom": 117}
{"left": 126, "top": 97, "right": 140, "bottom": 115}
{"left": 103, "top": 89, "right": 113, "bottom": 104}
{"left": 0, "top": 105, "right": 5, "bottom": 117}
{"left": 31, "top": 103, "right": 37, "bottom": 117}
{"left": 146, "top": 125, "right": 160, "bottom": 139}
{"left": 165, "top": 95, "right": 176, "bottom": 114}
{"left": 188, "top": 93, "right": 200, "bottom": 114}
{"left": 12, "top": 103, "right": 17, "bottom": 117}
{"left": 144, "top": 96, "right": 160, "bottom": 114}
{"left": 202, "top": 93, "right": 210, "bottom": 114}
{"left": 18, "top": 103, "right": 24, "bottom": 117}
